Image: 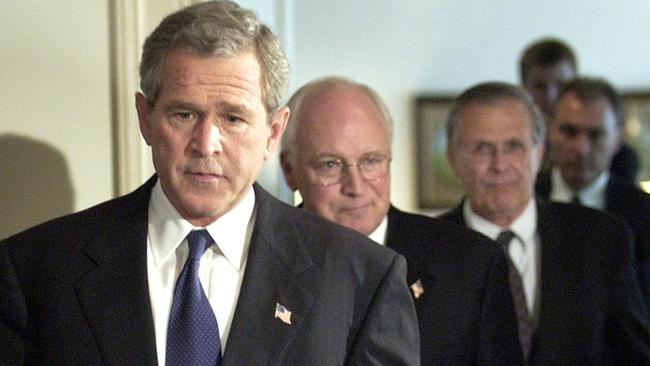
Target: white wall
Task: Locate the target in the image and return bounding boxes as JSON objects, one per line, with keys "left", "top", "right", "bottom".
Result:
{"left": 289, "top": 0, "right": 650, "bottom": 211}
{"left": 0, "top": 1, "right": 112, "bottom": 237}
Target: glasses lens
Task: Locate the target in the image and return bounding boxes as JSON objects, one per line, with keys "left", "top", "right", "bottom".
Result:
{"left": 313, "top": 155, "right": 390, "bottom": 185}
{"left": 359, "top": 156, "right": 389, "bottom": 180}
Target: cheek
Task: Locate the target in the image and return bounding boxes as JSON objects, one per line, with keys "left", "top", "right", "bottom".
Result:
{"left": 151, "top": 130, "right": 182, "bottom": 166}
{"left": 302, "top": 186, "right": 337, "bottom": 214}
{"left": 369, "top": 179, "right": 390, "bottom": 200}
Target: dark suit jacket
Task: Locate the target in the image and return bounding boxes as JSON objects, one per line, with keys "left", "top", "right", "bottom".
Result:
{"left": 2, "top": 177, "right": 420, "bottom": 365}
{"left": 385, "top": 207, "right": 523, "bottom": 365}
{"left": 610, "top": 142, "right": 640, "bottom": 184}
{"left": 440, "top": 200, "right": 650, "bottom": 365}
{"left": 0, "top": 242, "right": 25, "bottom": 366}
{"left": 536, "top": 172, "right": 650, "bottom": 308}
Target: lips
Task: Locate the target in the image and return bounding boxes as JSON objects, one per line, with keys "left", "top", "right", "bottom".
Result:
{"left": 339, "top": 204, "right": 371, "bottom": 215}
{"left": 183, "top": 163, "right": 223, "bottom": 182}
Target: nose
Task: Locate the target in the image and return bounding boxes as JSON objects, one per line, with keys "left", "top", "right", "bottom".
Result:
{"left": 490, "top": 148, "right": 509, "bottom": 172}
{"left": 566, "top": 132, "right": 591, "bottom": 157}
{"left": 340, "top": 165, "right": 365, "bottom": 196}
{"left": 190, "top": 120, "right": 222, "bottom": 157}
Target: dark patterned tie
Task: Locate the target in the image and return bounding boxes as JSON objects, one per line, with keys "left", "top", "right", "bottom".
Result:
{"left": 497, "top": 230, "right": 534, "bottom": 362}
{"left": 166, "top": 230, "right": 222, "bottom": 366}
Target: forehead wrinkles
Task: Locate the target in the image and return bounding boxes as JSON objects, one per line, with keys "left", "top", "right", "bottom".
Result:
{"left": 159, "top": 51, "right": 263, "bottom": 104}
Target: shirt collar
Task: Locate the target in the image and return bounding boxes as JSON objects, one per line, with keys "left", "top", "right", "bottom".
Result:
{"left": 148, "top": 181, "right": 255, "bottom": 270}
{"left": 463, "top": 198, "right": 537, "bottom": 243}
{"left": 550, "top": 167, "right": 608, "bottom": 209}
{"left": 368, "top": 215, "right": 388, "bottom": 245}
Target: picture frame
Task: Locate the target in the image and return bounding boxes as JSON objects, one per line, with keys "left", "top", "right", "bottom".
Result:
{"left": 414, "top": 94, "right": 461, "bottom": 210}
{"left": 414, "top": 90, "right": 650, "bottom": 210}
{"left": 621, "top": 91, "right": 650, "bottom": 187}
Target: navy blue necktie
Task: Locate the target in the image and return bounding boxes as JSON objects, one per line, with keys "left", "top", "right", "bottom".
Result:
{"left": 166, "top": 230, "right": 222, "bottom": 366}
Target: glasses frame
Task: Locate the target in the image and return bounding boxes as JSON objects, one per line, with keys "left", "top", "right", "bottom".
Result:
{"left": 310, "top": 154, "right": 392, "bottom": 186}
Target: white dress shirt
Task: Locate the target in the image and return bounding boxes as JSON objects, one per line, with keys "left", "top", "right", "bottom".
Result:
{"left": 463, "top": 199, "right": 541, "bottom": 319}
{"left": 146, "top": 181, "right": 255, "bottom": 365}
{"left": 549, "top": 167, "right": 609, "bottom": 210}
{"left": 368, "top": 215, "right": 389, "bottom": 245}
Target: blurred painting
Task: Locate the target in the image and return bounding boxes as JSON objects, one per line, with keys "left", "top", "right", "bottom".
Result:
{"left": 414, "top": 95, "right": 463, "bottom": 209}
{"left": 414, "top": 91, "right": 650, "bottom": 210}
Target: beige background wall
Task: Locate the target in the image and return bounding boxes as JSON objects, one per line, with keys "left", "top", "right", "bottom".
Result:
{"left": 0, "top": 1, "right": 112, "bottom": 238}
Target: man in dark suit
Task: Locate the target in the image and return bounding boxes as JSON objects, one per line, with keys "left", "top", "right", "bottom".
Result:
{"left": 440, "top": 81, "right": 650, "bottom": 364}
{"left": 536, "top": 77, "right": 650, "bottom": 307}
{"left": 0, "top": 2, "right": 419, "bottom": 365}
{"left": 518, "top": 38, "right": 639, "bottom": 180}
{"left": 279, "top": 76, "right": 523, "bottom": 365}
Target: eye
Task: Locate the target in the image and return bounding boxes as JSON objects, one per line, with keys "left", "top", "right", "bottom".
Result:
{"left": 505, "top": 140, "right": 526, "bottom": 154}
{"left": 473, "top": 143, "right": 493, "bottom": 156}
{"left": 588, "top": 129, "right": 603, "bottom": 141}
{"left": 170, "top": 110, "right": 198, "bottom": 126}
{"left": 218, "top": 114, "right": 248, "bottom": 135}
{"left": 314, "top": 159, "right": 342, "bottom": 175}
{"left": 558, "top": 125, "right": 578, "bottom": 139}
{"left": 225, "top": 115, "right": 244, "bottom": 124}
{"left": 360, "top": 155, "right": 385, "bottom": 168}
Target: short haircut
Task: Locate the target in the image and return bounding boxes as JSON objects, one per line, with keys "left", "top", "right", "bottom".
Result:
{"left": 557, "top": 77, "right": 625, "bottom": 127}
{"left": 281, "top": 76, "right": 393, "bottom": 163}
{"left": 446, "top": 81, "right": 545, "bottom": 148}
{"left": 139, "top": 0, "right": 289, "bottom": 112}
{"left": 519, "top": 38, "right": 577, "bottom": 82}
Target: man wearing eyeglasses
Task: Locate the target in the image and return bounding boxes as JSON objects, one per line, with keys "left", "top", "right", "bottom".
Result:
{"left": 280, "top": 76, "right": 523, "bottom": 365}
{"left": 440, "top": 81, "right": 650, "bottom": 364}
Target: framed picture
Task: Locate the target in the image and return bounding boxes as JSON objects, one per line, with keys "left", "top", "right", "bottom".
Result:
{"left": 622, "top": 91, "right": 650, "bottom": 186}
{"left": 414, "top": 95, "right": 461, "bottom": 210}
{"left": 414, "top": 90, "right": 650, "bottom": 210}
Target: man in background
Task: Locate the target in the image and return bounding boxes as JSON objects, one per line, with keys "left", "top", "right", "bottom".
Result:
{"left": 536, "top": 77, "right": 650, "bottom": 308}
{"left": 280, "top": 76, "right": 523, "bottom": 365}
{"left": 519, "top": 37, "right": 638, "bottom": 181}
{"left": 441, "top": 81, "right": 650, "bottom": 364}
{"left": 520, "top": 38, "right": 576, "bottom": 120}
{"left": 1, "top": 2, "right": 419, "bottom": 364}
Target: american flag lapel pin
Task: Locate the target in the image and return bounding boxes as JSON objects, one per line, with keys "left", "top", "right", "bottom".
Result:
{"left": 274, "top": 303, "right": 292, "bottom": 325}
{"left": 410, "top": 279, "right": 424, "bottom": 299}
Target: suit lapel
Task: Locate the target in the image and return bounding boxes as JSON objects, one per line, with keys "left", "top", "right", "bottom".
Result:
{"left": 442, "top": 204, "right": 465, "bottom": 226}
{"left": 222, "top": 185, "right": 314, "bottom": 366}
{"left": 535, "top": 172, "right": 552, "bottom": 199}
{"left": 74, "top": 179, "right": 157, "bottom": 365}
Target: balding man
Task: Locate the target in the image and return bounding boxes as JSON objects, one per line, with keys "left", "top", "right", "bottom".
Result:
{"left": 280, "top": 76, "right": 523, "bottom": 365}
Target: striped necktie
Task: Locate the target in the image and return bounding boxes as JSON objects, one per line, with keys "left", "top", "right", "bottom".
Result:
{"left": 497, "top": 230, "right": 534, "bottom": 362}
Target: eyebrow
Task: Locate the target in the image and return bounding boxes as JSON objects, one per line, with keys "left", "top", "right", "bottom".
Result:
{"left": 315, "top": 151, "right": 389, "bottom": 160}
{"left": 161, "top": 101, "right": 252, "bottom": 116}
{"left": 163, "top": 101, "right": 200, "bottom": 113}
{"left": 217, "top": 102, "right": 250, "bottom": 116}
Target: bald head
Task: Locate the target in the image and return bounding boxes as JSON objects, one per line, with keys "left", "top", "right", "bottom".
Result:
{"left": 280, "top": 77, "right": 392, "bottom": 236}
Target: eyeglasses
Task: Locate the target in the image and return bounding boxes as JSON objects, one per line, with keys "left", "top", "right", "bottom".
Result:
{"left": 310, "top": 154, "right": 391, "bottom": 186}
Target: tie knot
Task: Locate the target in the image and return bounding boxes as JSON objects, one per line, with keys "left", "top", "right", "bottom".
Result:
{"left": 571, "top": 194, "right": 582, "bottom": 206}
{"left": 496, "top": 230, "right": 515, "bottom": 249}
{"left": 186, "top": 230, "right": 213, "bottom": 261}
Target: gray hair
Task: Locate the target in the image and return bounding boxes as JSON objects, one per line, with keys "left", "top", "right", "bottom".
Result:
{"left": 139, "top": 0, "right": 289, "bottom": 112}
{"left": 281, "top": 76, "right": 393, "bottom": 163}
{"left": 446, "top": 81, "right": 545, "bottom": 148}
